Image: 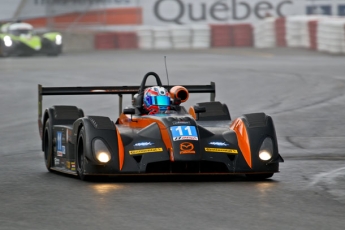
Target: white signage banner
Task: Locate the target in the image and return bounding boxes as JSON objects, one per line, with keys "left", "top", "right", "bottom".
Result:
{"left": 141, "top": 0, "right": 304, "bottom": 25}
{"left": 1, "top": 0, "right": 345, "bottom": 24}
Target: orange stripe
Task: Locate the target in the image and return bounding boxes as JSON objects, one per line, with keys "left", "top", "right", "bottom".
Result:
{"left": 230, "top": 118, "right": 252, "bottom": 168}
{"left": 24, "top": 7, "right": 142, "bottom": 28}
{"left": 117, "top": 113, "right": 173, "bottom": 157}
{"left": 169, "top": 148, "right": 174, "bottom": 162}
{"left": 188, "top": 106, "right": 197, "bottom": 120}
{"left": 116, "top": 127, "right": 124, "bottom": 171}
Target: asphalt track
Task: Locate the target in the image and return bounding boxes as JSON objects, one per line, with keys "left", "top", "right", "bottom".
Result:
{"left": 1, "top": 48, "right": 345, "bottom": 230}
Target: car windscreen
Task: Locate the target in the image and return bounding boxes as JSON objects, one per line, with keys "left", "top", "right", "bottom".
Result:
{"left": 9, "top": 29, "right": 32, "bottom": 36}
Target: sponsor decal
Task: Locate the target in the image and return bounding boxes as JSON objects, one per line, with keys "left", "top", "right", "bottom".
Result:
{"left": 172, "top": 120, "right": 191, "bottom": 125}
{"left": 170, "top": 125, "right": 198, "bottom": 141}
{"left": 71, "top": 162, "right": 76, "bottom": 171}
{"left": 173, "top": 136, "right": 198, "bottom": 141}
{"left": 209, "top": 142, "right": 229, "bottom": 147}
{"left": 57, "top": 146, "right": 65, "bottom": 157}
{"left": 205, "top": 148, "right": 238, "bottom": 154}
{"left": 134, "top": 142, "right": 154, "bottom": 147}
{"left": 66, "top": 161, "right": 71, "bottom": 169}
{"left": 57, "top": 131, "right": 63, "bottom": 155}
{"left": 129, "top": 148, "right": 163, "bottom": 155}
{"left": 180, "top": 142, "right": 195, "bottom": 154}
{"left": 54, "top": 158, "right": 60, "bottom": 165}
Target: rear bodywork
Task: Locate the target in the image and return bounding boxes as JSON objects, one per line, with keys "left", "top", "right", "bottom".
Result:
{"left": 38, "top": 72, "right": 283, "bottom": 179}
{"left": 0, "top": 22, "right": 62, "bottom": 57}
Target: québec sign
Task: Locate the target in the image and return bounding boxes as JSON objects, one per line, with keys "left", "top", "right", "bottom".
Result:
{"left": 143, "top": 0, "right": 302, "bottom": 25}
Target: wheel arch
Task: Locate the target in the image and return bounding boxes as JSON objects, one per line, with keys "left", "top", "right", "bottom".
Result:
{"left": 72, "top": 116, "right": 120, "bottom": 170}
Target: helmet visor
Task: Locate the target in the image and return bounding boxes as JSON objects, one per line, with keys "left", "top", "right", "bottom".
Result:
{"left": 147, "top": 96, "right": 170, "bottom": 106}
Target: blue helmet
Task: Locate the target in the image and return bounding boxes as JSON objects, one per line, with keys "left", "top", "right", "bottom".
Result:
{"left": 143, "top": 86, "right": 170, "bottom": 114}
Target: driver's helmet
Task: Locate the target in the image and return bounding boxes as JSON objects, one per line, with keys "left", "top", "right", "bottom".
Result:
{"left": 143, "top": 86, "right": 170, "bottom": 115}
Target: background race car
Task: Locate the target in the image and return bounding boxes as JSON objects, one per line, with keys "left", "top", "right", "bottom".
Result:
{"left": 0, "top": 22, "right": 62, "bottom": 57}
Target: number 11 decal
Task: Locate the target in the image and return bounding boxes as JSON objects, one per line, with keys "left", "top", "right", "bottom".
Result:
{"left": 175, "top": 126, "right": 192, "bottom": 136}
{"left": 171, "top": 126, "right": 198, "bottom": 141}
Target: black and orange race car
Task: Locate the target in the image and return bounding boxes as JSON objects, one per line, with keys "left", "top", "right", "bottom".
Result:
{"left": 37, "top": 72, "right": 284, "bottom": 180}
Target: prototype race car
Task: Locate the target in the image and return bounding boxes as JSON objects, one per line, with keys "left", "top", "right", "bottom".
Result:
{"left": 37, "top": 72, "right": 284, "bottom": 180}
{"left": 0, "top": 22, "right": 62, "bottom": 57}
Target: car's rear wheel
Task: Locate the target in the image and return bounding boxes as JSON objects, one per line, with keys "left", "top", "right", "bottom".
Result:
{"left": 245, "top": 173, "right": 274, "bottom": 180}
{"left": 77, "top": 126, "right": 89, "bottom": 181}
{"left": 43, "top": 119, "right": 54, "bottom": 172}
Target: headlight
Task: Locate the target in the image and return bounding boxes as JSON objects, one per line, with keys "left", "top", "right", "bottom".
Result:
{"left": 4, "top": 36, "right": 12, "bottom": 47}
{"left": 93, "top": 139, "right": 111, "bottom": 163}
{"left": 55, "top": 35, "right": 62, "bottom": 45}
{"left": 258, "top": 137, "right": 273, "bottom": 161}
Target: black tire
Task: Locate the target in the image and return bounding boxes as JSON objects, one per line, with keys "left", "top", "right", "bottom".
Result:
{"left": 245, "top": 173, "right": 274, "bottom": 180}
{"left": 0, "top": 40, "right": 10, "bottom": 57}
{"left": 76, "top": 126, "right": 89, "bottom": 181}
{"left": 43, "top": 119, "right": 54, "bottom": 172}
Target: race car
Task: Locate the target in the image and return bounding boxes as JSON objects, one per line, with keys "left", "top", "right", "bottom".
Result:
{"left": 0, "top": 22, "right": 62, "bottom": 57}
{"left": 37, "top": 72, "right": 284, "bottom": 180}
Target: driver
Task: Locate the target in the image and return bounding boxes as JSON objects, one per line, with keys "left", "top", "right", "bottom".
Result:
{"left": 143, "top": 86, "right": 171, "bottom": 115}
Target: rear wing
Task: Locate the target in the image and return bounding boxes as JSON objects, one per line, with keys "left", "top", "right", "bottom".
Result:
{"left": 38, "top": 82, "right": 216, "bottom": 124}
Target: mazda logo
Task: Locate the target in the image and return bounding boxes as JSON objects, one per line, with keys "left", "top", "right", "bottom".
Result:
{"left": 180, "top": 142, "right": 194, "bottom": 151}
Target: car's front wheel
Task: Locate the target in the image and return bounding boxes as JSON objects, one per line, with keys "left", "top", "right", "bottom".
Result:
{"left": 0, "top": 40, "right": 10, "bottom": 57}
{"left": 43, "top": 119, "right": 54, "bottom": 172}
{"left": 76, "top": 126, "right": 89, "bottom": 181}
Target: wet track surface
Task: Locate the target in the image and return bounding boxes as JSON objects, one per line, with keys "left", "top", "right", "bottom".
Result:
{"left": 1, "top": 48, "right": 345, "bottom": 230}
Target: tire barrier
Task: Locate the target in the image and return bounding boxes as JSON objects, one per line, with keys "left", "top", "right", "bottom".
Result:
{"left": 191, "top": 24, "right": 210, "bottom": 49}
{"left": 94, "top": 32, "right": 116, "bottom": 50}
{"left": 135, "top": 25, "right": 211, "bottom": 50}
{"left": 285, "top": 16, "right": 308, "bottom": 48}
{"left": 170, "top": 25, "right": 192, "bottom": 49}
{"left": 308, "top": 20, "right": 318, "bottom": 50}
{"left": 210, "top": 24, "right": 233, "bottom": 47}
{"left": 275, "top": 17, "right": 286, "bottom": 47}
{"left": 232, "top": 24, "right": 253, "bottom": 47}
{"left": 94, "top": 31, "right": 137, "bottom": 50}
{"left": 92, "top": 16, "right": 345, "bottom": 54}
{"left": 286, "top": 16, "right": 325, "bottom": 49}
{"left": 254, "top": 16, "right": 345, "bottom": 55}
{"left": 114, "top": 32, "right": 138, "bottom": 49}
{"left": 137, "top": 26, "right": 153, "bottom": 49}
{"left": 254, "top": 17, "right": 276, "bottom": 48}
{"left": 210, "top": 24, "right": 253, "bottom": 48}
{"left": 317, "top": 18, "right": 345, "bottom": 54}
{"left": 61, "top": 31, "right": 95, "bottom": 53}
{"left": 153, "top": 27, "right": 172, "bottom": 50}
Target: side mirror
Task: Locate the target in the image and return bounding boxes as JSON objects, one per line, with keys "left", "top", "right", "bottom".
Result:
{"left": 123, "top": 108, "right": 136, "bottom": 115}
{"left": 194, "top": 106, "right": 206, "bottom": 113}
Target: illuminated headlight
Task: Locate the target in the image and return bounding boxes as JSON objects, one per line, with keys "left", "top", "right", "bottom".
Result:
{"left": 4, "top": 36, "right": 12, "bottom": 47}
{"left": 258, "top": 137, "right": 273, "bottom": 161}
{"left": 93, "top": 139, "right": 111, "bottom": 163}
{"left": 55, "top": 35, "right": 62, "bottom": 45}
